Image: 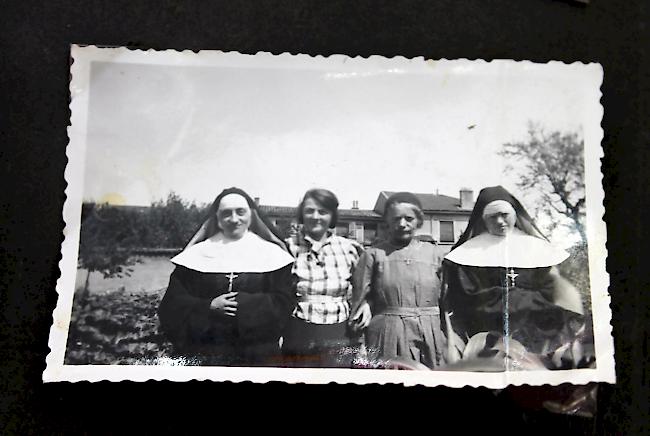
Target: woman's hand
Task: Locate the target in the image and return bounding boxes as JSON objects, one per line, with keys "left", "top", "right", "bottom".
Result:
{"left": 446, "top": 331, "right": 465, "bottom": 364}
{"left": 210, "top": 292, "right": 238, "bottom": 317}
{"left": 350, "top": 302, "right": 372, "bottom": 331}
{"left": 444, "top": 311, "right": 465, "bottom": 364}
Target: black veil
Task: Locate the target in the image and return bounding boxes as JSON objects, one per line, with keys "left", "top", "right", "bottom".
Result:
{"left": 182, "top": 187, "right": 288, "bottom": 252}
{"left": 452, "top": 185, "right": 548, "bottom": 250}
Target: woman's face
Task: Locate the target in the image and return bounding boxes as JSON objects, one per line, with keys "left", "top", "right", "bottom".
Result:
{"left": 302, "top": 197, "right": 333, "bottom": 240}
{"left": 216, "top": 193, "right": 252, "bottom": 240}
{"left": 386, "top": 203, "right": 419, "bottom": 246}
{"left": 482, "top": 201, "right": 517, "bottom": 236}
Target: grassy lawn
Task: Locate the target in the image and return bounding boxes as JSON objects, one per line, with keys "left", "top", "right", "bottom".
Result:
{"left": 75, "top": 256, "right": 175, "bottom": 295}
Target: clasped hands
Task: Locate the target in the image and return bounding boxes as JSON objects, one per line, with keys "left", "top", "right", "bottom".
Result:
{"left": 210, "top": 292, "right": 238, "bottom": 317}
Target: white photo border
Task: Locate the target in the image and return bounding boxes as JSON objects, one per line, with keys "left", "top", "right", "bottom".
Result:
{"left": 44, "top": 45, "right": 615, "bottom": 387}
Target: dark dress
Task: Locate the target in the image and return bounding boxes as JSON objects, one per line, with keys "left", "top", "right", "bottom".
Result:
{"left": 158, "top": 264, "right": 294, "bottom": 366}
{"left": 352, "top": 240, "right": 447, "bottom": 369}
{"left": 443, "top": 260, "right": 584, "bottom": 355}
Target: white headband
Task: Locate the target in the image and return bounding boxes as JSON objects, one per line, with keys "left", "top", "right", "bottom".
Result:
{"left": 217, "top": 193, "right": 251, "bottom": 212}
{"left": 482, "top": 200, "right": 516, "bottom": 218}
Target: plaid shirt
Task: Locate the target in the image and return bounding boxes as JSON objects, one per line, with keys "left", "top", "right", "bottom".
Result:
{"left": 286, "top": 231, "right": 364, "bottom": 324}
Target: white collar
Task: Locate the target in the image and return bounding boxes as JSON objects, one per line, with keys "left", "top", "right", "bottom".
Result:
{"left": 171, "top": 231, "right": 294, "bottom": 273}
{"left": 301, "top": 230, "right": 333, "bottom": 251}
{"left": 444, "top": 228, "right": 568, "bottom": 268}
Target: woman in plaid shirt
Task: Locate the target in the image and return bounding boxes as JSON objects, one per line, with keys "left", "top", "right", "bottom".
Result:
{"left": 282, "top": 189, "right": 363, "bottom": 367}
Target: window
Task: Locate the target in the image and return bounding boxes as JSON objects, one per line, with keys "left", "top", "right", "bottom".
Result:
{"left": 364, "top": 223, "right": 377, "bottom": 244}
{"left": 349, "top": 222, "right": 364, "bottom": 243}
{"left": 335, "top": 224, "right": 350, "bottom": 237}
{"left": 439, "top": 221, "right": 455, "bottom": 243}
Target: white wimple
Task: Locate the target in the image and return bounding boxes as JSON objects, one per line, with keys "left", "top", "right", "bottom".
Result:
{"left": 445, "top": 228, "right": 569, "bottom": 268}
{"left": 171, "top": 231, "right": 294, "bottom": 273}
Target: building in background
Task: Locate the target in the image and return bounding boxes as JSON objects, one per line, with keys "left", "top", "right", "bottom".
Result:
{"left": 260, "top": 189, "right": 474, "bottom": 252}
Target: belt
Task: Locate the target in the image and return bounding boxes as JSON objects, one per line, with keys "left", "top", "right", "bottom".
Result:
{"left": 381, "top": 306, "right": 440, "bottom": 316}
{"left": 297, "top": 294, "right": 347, "bottom": 303}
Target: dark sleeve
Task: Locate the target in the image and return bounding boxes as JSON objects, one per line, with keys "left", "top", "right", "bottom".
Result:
{"left": 346, "top": 240, "right": 365, "bottom": 301}
{"left": 441, "top": 260, "right": 481, "bottom": 338}
{"left": 439, "top": 260, "right": 451, "bottom": 316}
{"left": 236, "top": 264, "right": 295, "bottom": 342}
{"left": 158, "top": 266, "right": 214, "bottom": 348}
{"left": 350, "top": 249, "right": 375, "bottom": 315}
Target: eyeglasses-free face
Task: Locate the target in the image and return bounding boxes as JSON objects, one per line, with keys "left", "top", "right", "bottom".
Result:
{"left": 385, "top": 203, "right": 419, "bottom": 246}
{"left": 482, "top": 200, "right": 517, "bottom": 237}
{"left": 301, "top": 197, "right": 333, "bottom": 241}
{"left": 216, "top": 194, "right": 252, "bottom": 240}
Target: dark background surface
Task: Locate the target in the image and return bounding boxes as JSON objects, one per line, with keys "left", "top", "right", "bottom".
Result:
{"left": 1, "top": 0, "right": 648, "bottom": 434}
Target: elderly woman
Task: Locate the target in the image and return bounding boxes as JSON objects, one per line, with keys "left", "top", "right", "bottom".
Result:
{"left": 350, "top": 192, "right": 446, "bottom": 369}
{"left": 442, "top": 186, "right": 586, "bottom": 368}
{"left": 282, "top": 189, "right": 363, "bottom": 367}
{"left": 158, "top": 187, "right": 295, "bottom": 366}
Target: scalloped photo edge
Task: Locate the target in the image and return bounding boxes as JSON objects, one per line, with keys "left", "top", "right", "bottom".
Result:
{"left": 44, "top": 45, "right": 614, "bottom": 387}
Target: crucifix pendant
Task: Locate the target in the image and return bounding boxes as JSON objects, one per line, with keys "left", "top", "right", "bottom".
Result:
{"left": 225, "top": 272, "right": 239, "bottom": 293}
{"left": 506, "top": 268, "right": 518, "bottom": 287}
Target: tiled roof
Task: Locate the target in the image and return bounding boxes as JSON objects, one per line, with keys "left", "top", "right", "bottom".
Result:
{"left": 259, "top": 205, "right": 382, "bottom": 220}
{"left": 258, "top": 205, "right": 296, "bottom": 216}
{"left": 374, "top": 191, "right": 473, "bottom": 213}
{"left": 338, "top": 208, "right": 382, "bottom": 219}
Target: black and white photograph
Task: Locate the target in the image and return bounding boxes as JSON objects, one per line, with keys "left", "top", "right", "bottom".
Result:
{"left": 45, "top": 46, "right": 613, "bottom": 387}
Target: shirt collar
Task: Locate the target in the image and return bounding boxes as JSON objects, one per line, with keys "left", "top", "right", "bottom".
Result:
{"left": 300, "top": 229, "right": 334, "bottom": 250}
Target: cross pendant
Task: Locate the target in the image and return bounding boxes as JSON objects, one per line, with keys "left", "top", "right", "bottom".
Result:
{"left": 404, "top": 258, "right": 412, "bottom": 265}
{"left": 226, "top": 272, "right": 239, "bottom": 293}
{"left": 506, "top": 268, "right": 518, "bottom": 287}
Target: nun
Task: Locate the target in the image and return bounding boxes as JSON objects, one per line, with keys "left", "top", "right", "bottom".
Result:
{"left": 158, "top": 187, "right": 295, "bottom": 366}
{"left": 442, "top": 186, "right": 586, "bottom": 367}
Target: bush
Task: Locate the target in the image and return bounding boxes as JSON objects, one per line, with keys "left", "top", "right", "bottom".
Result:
{"left": 65, "top": 288, "right": 173, "bottom": 365}
{"left": 68, "top": 192, "right": 209, "bottom": 364}
{"left": 142, "top": 192, "right": 207, "bottom": 248}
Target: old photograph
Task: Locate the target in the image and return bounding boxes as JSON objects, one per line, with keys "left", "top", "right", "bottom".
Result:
{"left": 45, "top": 46, "right": 614, "bottom": 387}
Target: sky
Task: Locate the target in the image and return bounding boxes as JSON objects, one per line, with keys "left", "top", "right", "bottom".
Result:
{"left": 82, "top": 57, "right": 590, "bottom": 217}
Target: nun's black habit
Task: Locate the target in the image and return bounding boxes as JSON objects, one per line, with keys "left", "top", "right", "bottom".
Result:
{"left": 158, "top": 188, "right": 295, "bottom": 366}
{"left": 442, "top": 186, "right": 585, "bottom": 361}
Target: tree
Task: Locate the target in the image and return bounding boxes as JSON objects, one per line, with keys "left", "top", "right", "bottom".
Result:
{"left": 76, "top": 203, "right": 141, "bottom": 305}
{"left": 499, "top": 123, "right": 586, "bottom": 242}
{"left": 146, "top": 192, "right": 206, "bottom": 248}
